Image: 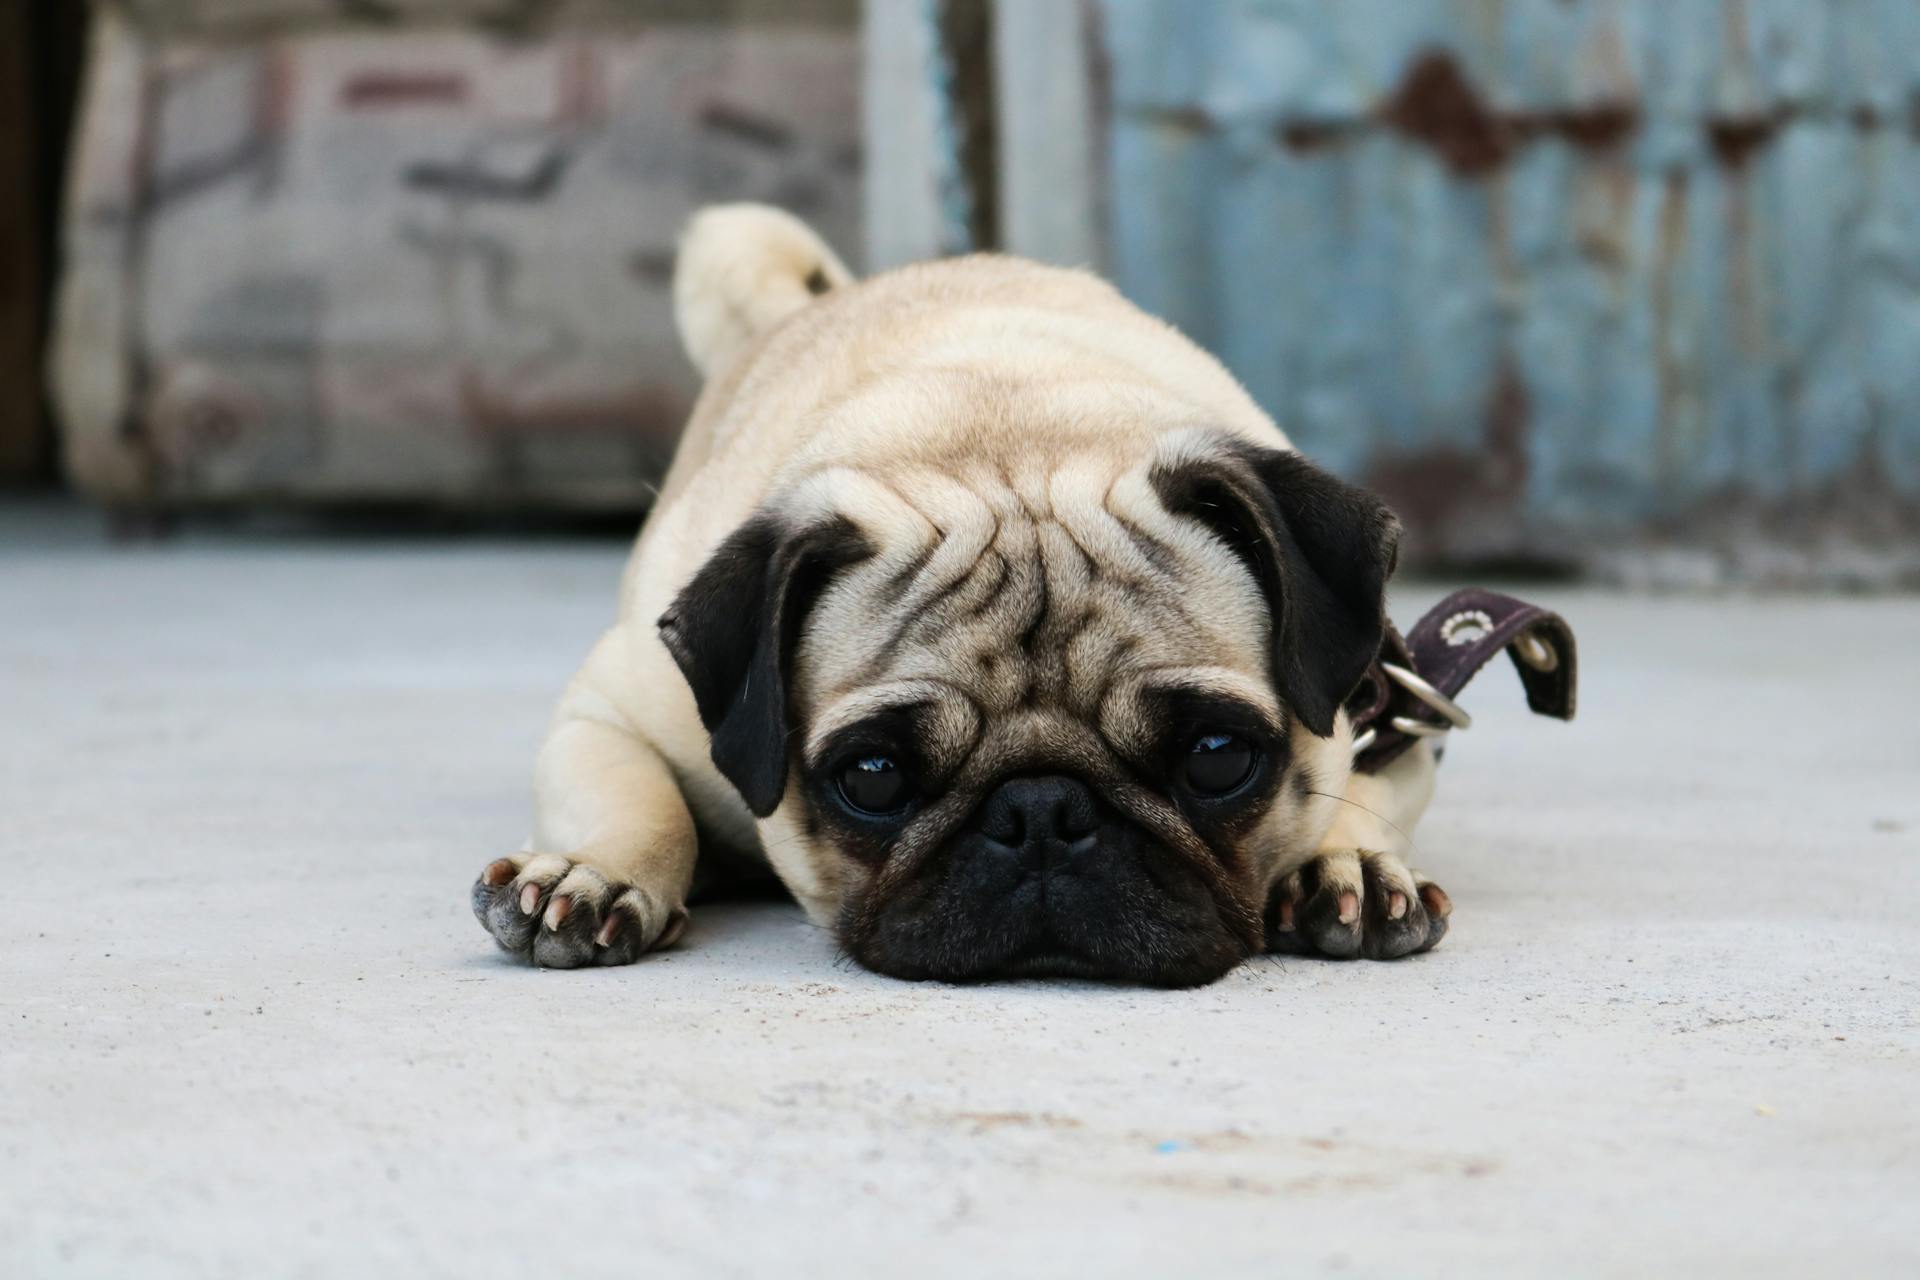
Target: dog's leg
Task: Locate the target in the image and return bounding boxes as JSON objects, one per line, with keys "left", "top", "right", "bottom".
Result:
{"left": 471, "top": 645, "right": 699, "bottom": 968}
{"left": 1268, "top": 739, "right": 1453, "bottom": 959}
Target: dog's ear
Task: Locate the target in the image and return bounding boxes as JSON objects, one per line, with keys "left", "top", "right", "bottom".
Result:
{"left": 658, "top": 513, "right": 869, "bottom": 816}
{"left": 1155, "top": 439, "right": 1401, "bottom": 737}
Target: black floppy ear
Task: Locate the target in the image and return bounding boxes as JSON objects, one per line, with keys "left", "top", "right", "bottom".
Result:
{"left": 1154, "top": 439, "right": 1401, "bottom": 737}
{"left": 658, "top": 513, "right": 869, "bottom": 816}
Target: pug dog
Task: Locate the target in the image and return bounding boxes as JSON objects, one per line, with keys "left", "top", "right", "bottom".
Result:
{"left": 470, "top": 203, "right": 1452, "bottom": 986}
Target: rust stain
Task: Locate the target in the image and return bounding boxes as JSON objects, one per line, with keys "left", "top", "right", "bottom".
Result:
{"left": 1377, "top": 50, "right": 1638, "bottom": 178}
{"left": 1587, "top": 151, "right": 1639, "bottom": 275}
{"left": 1379, "top": 51, "right": 1510, "bottom": 176}
{"left": 1364, "top": 357, "right": 1530, "bottom": 540}
{"left": 1276, "top": 118, "right": 1360, "bottom": 153}
{"left": 1136, "top": 48, "right": 1645, "bottom": 171}
{"left": 1704, "top": 110, "right": 1787, "bottom": 169}
{"left": 1637, "top": 446, "right": 1920, "bottom": 587}
{"left": 1484, "top": 356, "right": 1531, "bottom": 498}
{"left": 1511, "top": 103, "right": 1637, "bottom": 151}
{"left": 1722, "top": 152, "right": 1766, "bottom": 363}
{"left": 1366, "top": 450, "right": 1497, "bottom": 539}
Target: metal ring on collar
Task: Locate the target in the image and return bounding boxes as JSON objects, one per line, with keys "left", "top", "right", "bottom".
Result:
{"left": 1380, "top": 661, "right": 1473, "bottom": 730}
{"left": 1390, "top": 715, "right": 1452, "bottom": 738}
{"left": 1514, "top": 630, "right": 1560, "bottom": 673}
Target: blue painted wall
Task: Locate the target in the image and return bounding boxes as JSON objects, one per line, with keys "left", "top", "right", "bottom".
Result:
{"left": 1094, "top": 0, "right": 1920, "bottom": 568}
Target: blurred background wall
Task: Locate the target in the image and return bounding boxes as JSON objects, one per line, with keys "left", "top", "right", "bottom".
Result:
{"left": 872, "top": 0, "right": 1920, "bottom": 584}
{"left": 8, "top": 0, "right": 1920, "bottom": 585}
{"left": 42, "top": 0, "right": 862, "bottom": 513}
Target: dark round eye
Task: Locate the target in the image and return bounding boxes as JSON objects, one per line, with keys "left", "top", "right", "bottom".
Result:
{"left": 837, "top": 755, "right": 913, "bottom": 815}
{"left": 1184, "top": 732, "right": 1256, "bottom": 796}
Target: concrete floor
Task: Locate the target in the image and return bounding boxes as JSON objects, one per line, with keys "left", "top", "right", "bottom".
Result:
{"left": 3, "top": 503, "right": 1917, "bottom": 1278}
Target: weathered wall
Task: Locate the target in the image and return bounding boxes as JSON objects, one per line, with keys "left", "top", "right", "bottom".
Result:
{"left": 54, "top": 2, "right": 862, "bottom": 509}
{"left": 1086, "top": 0, "right": 1920, "bottom": 579}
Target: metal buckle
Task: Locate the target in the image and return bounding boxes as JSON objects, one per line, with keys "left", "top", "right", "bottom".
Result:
{"left": 1381, "top": 661, "right": 1472, "bottom": 733}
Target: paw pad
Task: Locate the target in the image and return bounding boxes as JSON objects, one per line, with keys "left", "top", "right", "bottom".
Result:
{"left": 471, "top": 854, "right": 686, "bottom": 969}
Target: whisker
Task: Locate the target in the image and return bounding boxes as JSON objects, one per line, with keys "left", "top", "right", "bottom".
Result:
{"left": 1303, "top": 789, "right": 1419, "bottom": 860}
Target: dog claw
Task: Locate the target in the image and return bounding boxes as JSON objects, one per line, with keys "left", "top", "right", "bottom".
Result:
{"left": 1266, "top": 852, "right": 1448, "bottom": 960}
{"left": 473, "top": 856, "right": 687, "bottom": 968}
{"left": 659, "top": 909, "right": 689, "bottom": 949}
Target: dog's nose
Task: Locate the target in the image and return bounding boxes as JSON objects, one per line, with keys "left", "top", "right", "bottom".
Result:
{"left": 977, "top": 775, "right": 1100, "bottom": 861}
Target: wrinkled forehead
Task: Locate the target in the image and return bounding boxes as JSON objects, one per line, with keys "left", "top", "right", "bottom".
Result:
{"left": 793, "top": 453, "right": 1276, "bottom": 756}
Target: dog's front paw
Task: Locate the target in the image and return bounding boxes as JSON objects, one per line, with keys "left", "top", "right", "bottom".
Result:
{"left": 1266, "top": 850, "right": 1450, "bottom": 960}
{"left": 470, "top": 854, "right": 688, "bottom": 968}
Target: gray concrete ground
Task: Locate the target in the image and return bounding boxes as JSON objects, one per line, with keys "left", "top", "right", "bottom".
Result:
{"left": 3, "top": 502, "right": 1917, "bottom": 1278}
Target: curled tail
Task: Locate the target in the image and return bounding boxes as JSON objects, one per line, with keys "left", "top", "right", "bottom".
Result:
{"left": 673, "top": 204, "right": 854, "bottom": 379}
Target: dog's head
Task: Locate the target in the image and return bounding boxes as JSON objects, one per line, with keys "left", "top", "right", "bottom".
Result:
{"left": 660, "top": 424, "right": 1398, "bottom": 986}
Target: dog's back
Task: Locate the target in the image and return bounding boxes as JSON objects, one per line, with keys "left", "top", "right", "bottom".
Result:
{"left": 646, "top": 205, "right": 1281, "bottom": 588}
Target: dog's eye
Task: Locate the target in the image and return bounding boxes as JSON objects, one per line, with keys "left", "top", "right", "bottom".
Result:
{"left": 1184, "top": 732, "right": 1256, "bottom": 796}
{"left": 837, "top": 754, "right": 913, "bottom": 815}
